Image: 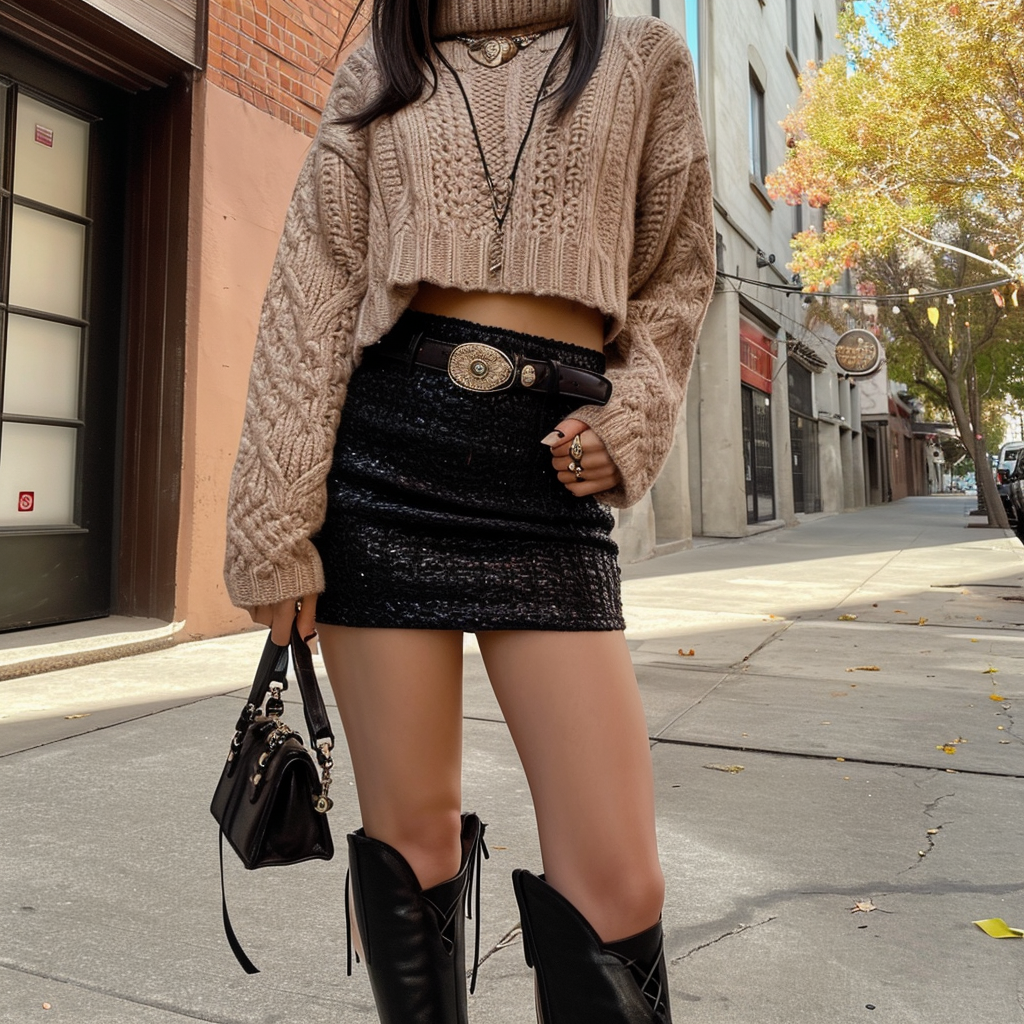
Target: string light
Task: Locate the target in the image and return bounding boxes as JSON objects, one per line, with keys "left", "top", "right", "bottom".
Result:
{"left": 716, "top": 271, "right": 1016, "bottom": 304}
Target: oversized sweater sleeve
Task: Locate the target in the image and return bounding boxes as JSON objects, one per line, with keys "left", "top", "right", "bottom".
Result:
{"left": 223, "top": 51, "right": 372, "bottom": 609}
{"left": 573, "top": 30, "right": 716, "bottom": 509}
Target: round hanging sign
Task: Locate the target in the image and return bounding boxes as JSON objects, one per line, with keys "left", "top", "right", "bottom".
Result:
{"left": 834, "top": 329, "right": 882, "bottom": 376}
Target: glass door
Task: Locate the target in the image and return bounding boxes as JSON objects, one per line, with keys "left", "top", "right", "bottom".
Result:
{"left": 0, "top": 58, "right": 124, "bottom": 631}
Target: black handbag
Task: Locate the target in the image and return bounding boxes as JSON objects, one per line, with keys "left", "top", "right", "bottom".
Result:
{"left": 211, "top": 623, "right": 336, "bottom": 973}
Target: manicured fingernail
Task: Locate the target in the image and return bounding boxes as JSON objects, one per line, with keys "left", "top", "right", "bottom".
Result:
{"left": 541, "top": 430, "right": 564, "bottom": 445}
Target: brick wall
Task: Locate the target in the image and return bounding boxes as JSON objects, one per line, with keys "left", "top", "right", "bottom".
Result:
{"left": 207, "top": 0, "right": 360, "bottom": 136}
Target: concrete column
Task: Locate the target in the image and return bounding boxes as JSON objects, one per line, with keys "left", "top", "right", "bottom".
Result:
{"left": 612, "top": 496, "right": 656, "bottom": 563}
{"left": 686, "top": 368, "right": 704, "bottom": 537}
{"left": 698, "top": 291, "right": 747, "bottom": 537}
{"left": 839, "top": 380, "right": 856, "bottom": 509}
{"left": 771, "top": 339, "right": 798, "bottom": 526}
{"left": 819, "top": 421, "right": 843, "bottom": 512}
{"left": 849, "top": 386, "right": 865, "bottom": 508}
{"left": 651, "top": 393, "right": 693, "bottom": 547}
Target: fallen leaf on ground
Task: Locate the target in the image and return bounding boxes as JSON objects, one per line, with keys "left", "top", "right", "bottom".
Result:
{"left": 894, "top": 609, "right": 907, "bottom": 614}
{"left": 63, "top": 714, "right": 91, "bottom": 720}
{"left": 926, "top": 828, "right": 940, "bottom": 835}
{"left": 918, "top": 617, "right": 928, "bottom": 625}
{"left": 974, "top": 918, "right": 1024, "bottom": 939}
{"left": 838, "top": 614, "right": 858, "bottom": 621}
{"left": 677, "top": 648, "right": 695, "bottom": 657}
{"left": 937, "top": 745, "right": 957, "bottom": 754}
{"left": 845, "top": 666, "right": 881, "bottom": 672}
{"left": 983, "top": 667, "right": 999, "bottom": 674}
{"left": 836, "top": 757, "right": 846, "bottom": 762}
{"left": 850, "top": 900, "right": 877, "bottom": 913}
{"left": 989, "top": 694, "right": 1005, "bottom": 701}
{"left": 971, "top": 638, "right": 978, "bottom": 643}
{"left": 703, "top": 763, "right": 744, "bottom": 773}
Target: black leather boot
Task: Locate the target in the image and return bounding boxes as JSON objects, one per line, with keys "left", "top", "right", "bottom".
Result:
{"left": 512, "top": 869, "right": 671, "bottom": 1023}
{"left": 347, "top": 813, "right": 487, "bottom": 1024}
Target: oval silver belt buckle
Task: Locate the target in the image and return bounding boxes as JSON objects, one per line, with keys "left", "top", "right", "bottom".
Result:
{"left": 447, "top": 343, "right": 514, "bottom": 392}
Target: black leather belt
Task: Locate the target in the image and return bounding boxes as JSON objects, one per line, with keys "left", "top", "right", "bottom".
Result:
{"left": 366, "top": 331, "right": 612, "bottom": 407}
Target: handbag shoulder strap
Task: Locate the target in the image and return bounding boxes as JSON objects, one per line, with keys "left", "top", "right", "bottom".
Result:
{"left": 288, "top": 622, "right": 335, "bottom": 756}
{"left": 238, "top": 628, "right": 334, "bottom": 761}
{"left": 236, "top": 634, "right": 289, "bottom": 726}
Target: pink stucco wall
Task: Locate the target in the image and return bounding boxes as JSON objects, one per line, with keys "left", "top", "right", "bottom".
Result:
{"left": 174, "top": 80, "right": 312, "bottom": 638}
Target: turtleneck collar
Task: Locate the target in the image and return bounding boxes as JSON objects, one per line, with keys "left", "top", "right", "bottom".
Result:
{"left": 433, "top": 0, "right": 574, "bottom": 38}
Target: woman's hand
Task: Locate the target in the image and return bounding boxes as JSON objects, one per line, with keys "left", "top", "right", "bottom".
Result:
{"left": 542, "top": 418, "right": 622, "bottom": 497}
{"left": 249, "top": 594, "right": 318, "bottom": 645}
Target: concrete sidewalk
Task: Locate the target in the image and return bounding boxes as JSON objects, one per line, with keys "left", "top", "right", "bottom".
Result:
{"left": 1, "top": 496, "right": 1022, "bottom": 1023}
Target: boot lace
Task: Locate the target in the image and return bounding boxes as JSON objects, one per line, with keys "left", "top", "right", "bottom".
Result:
{"left": 607, "top": 932, "right": 668, "bottom": 1019}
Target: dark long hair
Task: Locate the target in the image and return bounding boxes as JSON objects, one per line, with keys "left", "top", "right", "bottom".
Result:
{"left": 335, "top": 0, "right": 606, "bottom": 129}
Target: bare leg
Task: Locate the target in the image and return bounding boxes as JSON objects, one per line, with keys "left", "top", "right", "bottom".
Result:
{"left": 317, "top": 624, "right": 465, "bottom": 888}
{"left": 476, "top": 630, "right": 663, "bottom": 942}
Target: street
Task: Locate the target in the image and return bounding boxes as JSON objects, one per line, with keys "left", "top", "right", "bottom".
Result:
{"left": 1, "top": 495, "right": 1022, "bottom": 1023}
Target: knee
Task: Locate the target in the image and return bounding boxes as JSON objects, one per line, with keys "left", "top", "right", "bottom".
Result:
{"left": 567, "top": 857, "right": 666, "bottom": 942}
{"left": 608, "top": 862, "right": 666, "bottom": 928}
{"left": 371, "top": 807, "right": 464, "bottom": 889}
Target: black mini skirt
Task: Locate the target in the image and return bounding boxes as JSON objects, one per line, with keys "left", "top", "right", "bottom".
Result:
{"left": 312, "top": 311, "right": 625, "bottom": 632}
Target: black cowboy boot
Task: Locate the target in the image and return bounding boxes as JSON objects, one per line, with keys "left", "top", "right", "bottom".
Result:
{"left": 512, "top": 869, "right": 671, "bottom": 1023}
{"left": 347, "top": 813, "right": 487, "bottom": 1024}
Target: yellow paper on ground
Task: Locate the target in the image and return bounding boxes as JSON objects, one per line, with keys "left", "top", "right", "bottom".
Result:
{"left": 974, "top": 918, "right": 1024, "bottom": 938}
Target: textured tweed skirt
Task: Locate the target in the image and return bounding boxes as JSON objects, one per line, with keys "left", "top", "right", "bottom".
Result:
{"left": 312, "top": 311, "right": 624, "bottom": 632}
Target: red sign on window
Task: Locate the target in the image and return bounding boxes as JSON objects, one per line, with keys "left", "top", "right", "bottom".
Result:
{"left": 739, "top": 320, "right": 775, "bottom": 393}
{"left": 35, "top": 125, "right": 54, "bottom": 148}
{"left": 18, "top": 491, "right": 34, "bottom": 512}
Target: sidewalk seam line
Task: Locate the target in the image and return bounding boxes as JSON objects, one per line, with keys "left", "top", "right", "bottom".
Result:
{"left": 652, "top": 736, "right": 1024, "bottom": 779}
{"left": 0, "top": 960, "right": 232, "bottom": 1023}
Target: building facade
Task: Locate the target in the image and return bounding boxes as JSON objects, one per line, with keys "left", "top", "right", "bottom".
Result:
{"left": 0, "top": 0, "right": 884, "bottom": 641}
{"left": 611, "top": 0, "right": 868, "bottom": 563}
{"left": 0, "top": 0, "right": 353, "bottom": 637}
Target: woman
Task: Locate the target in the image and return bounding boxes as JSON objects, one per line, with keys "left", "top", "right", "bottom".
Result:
{"left": 224, "top": 0, "right": 715, "bottom": 1020}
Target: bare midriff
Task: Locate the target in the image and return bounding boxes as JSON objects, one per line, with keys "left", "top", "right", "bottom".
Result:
{"left": 409, "top": 283, "right": 606, "bottom": 352}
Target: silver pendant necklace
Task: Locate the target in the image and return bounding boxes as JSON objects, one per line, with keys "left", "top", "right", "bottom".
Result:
{"left": 436, "top": 32, "right": 569, "bottom": 276}
{"left": 455, "top": 32, "right": 541, "bottom": 68}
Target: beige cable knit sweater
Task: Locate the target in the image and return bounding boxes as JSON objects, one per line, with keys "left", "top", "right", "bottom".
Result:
{"left": 224, "top": 0, "right": 717, "bottom": 609}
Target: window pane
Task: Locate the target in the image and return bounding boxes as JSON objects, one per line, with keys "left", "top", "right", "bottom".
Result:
{"left": 0, "top": 84, "right": 8, "bottom": 169}
{"left": 749, "top": 75, "right": 765, "bottom": 180}
{"left": 3, "top": 314, "right": 81, "bottom": 419}
{"left": 0, "top": 421, "right": 77, "bottom": 526}
{"left": 9, "top": 205, "right": 86, "bottom": 318}
{"left": 14, "top": 94, "right": 90, "bottom": 217}
{"left": 685, "top": 0, "right": 700, "bottom": 78}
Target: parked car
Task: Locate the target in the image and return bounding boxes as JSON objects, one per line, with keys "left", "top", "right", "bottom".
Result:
{"left": 1008, "top": 455, "right": 1024, "bottom": 524}
{"left": 997, "top": 441, "right": 1024, "bottom": 510}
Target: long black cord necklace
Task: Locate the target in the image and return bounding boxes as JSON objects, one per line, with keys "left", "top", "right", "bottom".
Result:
{"left": 435, "top": 31, "right": 570, "bottom": 276}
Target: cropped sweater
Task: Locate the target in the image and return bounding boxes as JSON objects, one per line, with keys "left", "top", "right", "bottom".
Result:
{"left": 224, "top": 0, "right": 717, "bottom": 609}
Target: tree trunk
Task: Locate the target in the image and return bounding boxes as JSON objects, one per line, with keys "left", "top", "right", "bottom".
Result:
{"left": 948, "top": 373, "right": 1008, "bottom": 527}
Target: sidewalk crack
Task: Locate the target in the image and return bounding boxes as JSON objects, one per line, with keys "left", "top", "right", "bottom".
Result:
{"left": 470, "top": 924, "right": 522, "bottom": 977}
{"left": 898, "top": 790, "right": 954, "bottom": 874}
{"left": 671, "top": 917, "right": 777, "bottom": 963}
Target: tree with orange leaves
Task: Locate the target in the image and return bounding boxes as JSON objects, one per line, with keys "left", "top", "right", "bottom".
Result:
{"left": 767, "top": 0, "right": 1024, "bottom": 292}
{"left": 768, "top": 0, "right": 1023, "bottom": 523}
